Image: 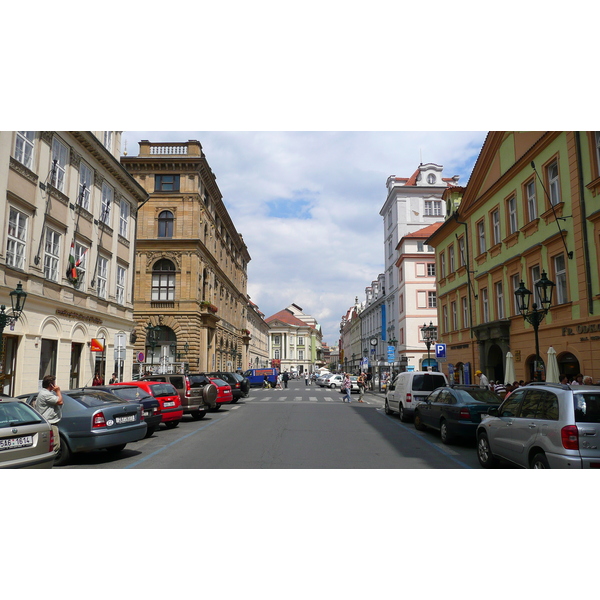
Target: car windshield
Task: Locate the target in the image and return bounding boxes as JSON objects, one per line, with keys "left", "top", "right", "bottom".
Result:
{"left": 0, "top": 400, "right": 45, "bottom": 427}
{"left": 574, "top": 393, "right": 600, "bottom": 423}
{"left": 110, "top": 387, "right": 152, "bottom": 402}
{"left": 209, "top": 373, "right": 233, "bottom": 382}
{"left": 454, "top": 388, "right": 501, "bottom": 404}
{"left": 232, "top": 374, "right": 244, "bottom": 382}
{"left": 148, "top": 383, "right": 177, "bottom": 398}
{"left": 189, "top": 375, "right": 210, "bottom": 388}
{"left": 68, "top": 391, "right": 128, "bottom": 407}
{"left": 412, "top": 374, "right": 447, "bottom": 392}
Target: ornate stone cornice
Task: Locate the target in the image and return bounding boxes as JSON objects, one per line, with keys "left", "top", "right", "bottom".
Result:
{"left": 146, "top": 251, "right": 181, "bottom": 271}
{"left": 9, "top": 157, "right": 38, "bottom": 185}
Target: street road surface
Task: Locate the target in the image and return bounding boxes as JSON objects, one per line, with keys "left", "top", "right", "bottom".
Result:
{"left": 57, "top": 380, "right": 482, "bottom": 469}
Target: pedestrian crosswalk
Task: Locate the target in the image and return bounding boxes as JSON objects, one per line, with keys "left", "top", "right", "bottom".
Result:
{"left": 246, "top": 390, "right": 369, "bottom": 403}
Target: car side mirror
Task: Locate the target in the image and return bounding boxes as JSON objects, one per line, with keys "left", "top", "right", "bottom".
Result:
{"left": 487, "top": 406, "right": 499, "bottom": 416}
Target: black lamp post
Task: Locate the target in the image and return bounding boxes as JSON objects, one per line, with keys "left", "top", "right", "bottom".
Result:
{"left": 0, "top": 282, "right": 27, "bottom": 346}
{"left": 421, "top": 321, "right": 436, "bottom": 369}
{"left": 514, "top": 271, "right": 555, "bottom": 380}
{"left": 145, "top": 323, "right": 160, "bottom": 367}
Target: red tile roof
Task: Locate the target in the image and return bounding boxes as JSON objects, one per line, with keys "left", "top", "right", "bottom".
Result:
{"left": 402, "top": 222, "right": 444, "bottom": 239}
{"left": 265, "top": 309, "right": 315, "bottom": 328}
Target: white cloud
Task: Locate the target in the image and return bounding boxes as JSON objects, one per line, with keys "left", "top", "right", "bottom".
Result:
{"left": 123, "top": 131, "right": 487, "bottom": 343}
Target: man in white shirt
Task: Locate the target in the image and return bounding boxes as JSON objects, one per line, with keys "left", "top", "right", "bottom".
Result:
{"left": 476, "top": 370, "right": 490, "bottom": 389}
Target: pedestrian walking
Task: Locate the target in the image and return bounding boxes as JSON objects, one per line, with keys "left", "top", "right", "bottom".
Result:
{"left": 93, "top": 371, "right": 103, "bottom": 386}
{"left": 343, "top": 373, "right": 352, "bottom": 403}
{"left": 475, "top": 370, "right": 490, "bottom": 389}
{"left": 35, "top": 375, "right": 64, "bottom": 454}
{"left": 493, "top": 380, "right": 506, "bottom": 399}
{"left": 109, "top": 372, "right": 118, "bottom": 384}
{"left": 282, "top": 371, "right": 290, "bottom": 388}
{"left": 304, "top": 372, "right": 309, "bottom": 386}
{"left": 357, "top": 372, "right": 366, "bottom": 402}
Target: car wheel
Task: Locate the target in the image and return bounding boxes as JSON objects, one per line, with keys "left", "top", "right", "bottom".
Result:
{"left": 384, "top": 399, "right": 392, "bottom": 415}
{"left": 414, "top": 411, "right": 426, "bottom": 431}
{"left": 399, "top": 405, "right": 409, "bottom": 423}
{"left": 440, "top": 419, "right": 453, "bottom": 444}
{"left": 164, "top": 420, "right": 180, "bottom": 429}
{"left": 107, "top": 443, "right": 127, "bottom": 453}
{"left": 190, "top": 410, "right": 207, "bottom": 420}
{"left": 53, "top": 435, "right": 71, "bottom": 467}
{"left": 231, "top": 398, "right": 239, "bottom": 404}
{"left": 211, "top": 404, "right": 222, "bottom": 411}
{"left": 330, "top": 383, "right": 337, "bottom": 389}
{"left": 145, "top": 426, "right": 156, "bottom": 438}
{"left": 477, "top": 433, "right": 498, "bottom": 468}
{"left": 531, "top": 452, "right": 550, "bottom": 469}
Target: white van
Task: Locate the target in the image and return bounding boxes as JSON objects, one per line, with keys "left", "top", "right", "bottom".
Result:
{"left": 385, "top": 371, "right": 448, "bottom": 422}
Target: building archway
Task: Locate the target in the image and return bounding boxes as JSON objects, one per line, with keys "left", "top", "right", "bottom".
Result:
{"left": 557, "top": 352, "right": 580, "bottom": 379}
{"left": 487, "top": 343, "right": 504, "bottom": 383}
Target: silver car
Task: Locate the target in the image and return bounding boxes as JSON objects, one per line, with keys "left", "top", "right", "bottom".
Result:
{"left": 0, "top": 396, "right": 55, "bottom": 469}
{"left": 477, "top": 383, "right": 600, "bottom": 469}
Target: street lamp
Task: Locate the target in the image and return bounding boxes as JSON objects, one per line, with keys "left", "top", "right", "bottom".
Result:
{"left": 421, "top": 321, "right": 436, "bottom": 369}
{"left": 145, "top": 322, "right": 160, "bottom": 367}
{"left": 0, "top": 282, "right": 27, "bottom": 345}
{"left": 514, "top": 271, "right": 555, "bottom": 380}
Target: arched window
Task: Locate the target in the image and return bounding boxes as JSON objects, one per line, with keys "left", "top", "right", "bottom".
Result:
{"left": 152, "top": 259, "right": 176, "bottom": 301}
{"left": 158, "top": 210, "right": 174, "bottom": 238}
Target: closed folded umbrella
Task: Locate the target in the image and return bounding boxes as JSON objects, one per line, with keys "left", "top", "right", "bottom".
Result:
{"left": 546, "top": 346, "right": 560, "bottom": 383}
{"left": 504, "top": 351, "right": 516, "bottom": 385}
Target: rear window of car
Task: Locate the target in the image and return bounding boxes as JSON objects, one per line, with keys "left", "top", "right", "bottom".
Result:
{"left": 412, "top": 374, "right": 447, "bottom": 392}
{"left": 211, "top": 379, "right": 228, "bottom": 387}
{"left": 208, "top": 373, "right": 234, "bottom": 383}
{"left": 148, "top": 383, "right": 178, "bottom": 398}
{"left": 189, "top": 375, "right": 210, "bottom": 388}
{"left": 0, "top": 401, "right": 45, "bottom": 427}
{"left": 68, "top": 391, "right": 129, "bottom": 407}
{"left": 574, "top": 393, "right": 600, "bottom": 424}
{"left": 110, "top": 388, "right": 152, "bottom": 402}
{"left": 455, "top": 388, "right": 501, "bottom": 404}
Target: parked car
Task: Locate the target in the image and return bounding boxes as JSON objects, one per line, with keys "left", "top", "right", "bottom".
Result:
{"left": 19, "top": 389, "right": 147, "bottom": 466}
{"left": 316, "top": 373, "right": 333, "bottom": 387}
{"left": 385, "top": 371, "right": 448, "bottom": 422}
{"left": 0, "top": 396, "right": 55, "bottom": 469}
{"left": 142, "top": 373, "right": 216, "bottom": 418}
{"left": 477, "top": 383, "right": 600, "bottom": 469}
{"left": 326, "top": 374, "right": 344, "bottom": 389}
{"left": 121, "top": 381, "right": 183, "bottom": 429}
{"left": 73, "top": 385, "right": 162, "bottom": 437}
{"left": 233, "top": 372, "right": 250, "bottom": 397}
{"left": 413, "top": 385, "right": 502, "bottom": 444}
{"left": 206, "top": 377, "right": 233, "bottom": 410}
{"left": 206, "top": 372, "right": 248, "bottom": 402}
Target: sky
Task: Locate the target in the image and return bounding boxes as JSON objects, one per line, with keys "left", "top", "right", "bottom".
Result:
{"left": 122, "top": 130, "right": 487, "bottom": 344}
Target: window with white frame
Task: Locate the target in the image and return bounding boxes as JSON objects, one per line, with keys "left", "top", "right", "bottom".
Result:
{"left": 495, "top": 281, "right": 505, "bottom": 319}
{"left": 547, "top": 161, "right": 561, "bottom": 206}
{"left": 554, "top": 254, "right": 568, "bottom": 304}
{"left": 458, "top": 237, "right": 466, "bottom": 267}
{"left": 511, "top": 274, "right": 520, "bottom": 315}
{"left": 119, "top": 199, "right": 130, "bottom": 238}
{"left": 74, "top": 242, "right": 88, "bottom": 291}
{"left": 78, "top": 162, "right": 92, "bottom": 210}
{"left": 424, "top": 200, "right": 443, "bottom": 216}
{"left": 507, "top": 196, "right": 518, "bottom": 234}
{"left": 399, "top": 294, "right": 404, "bottom": 314}
{"left": 116, "top": 265, "right": 126, "bottom": 304}
{"left": 530, "top": 265, "right": 541, "bottom": 299}
{"left": 51, "top": 137, "right": 68, "bottom": 192}
{"left": 462, "top": 296, "right": 468, "bottom": 328}
{"left": 274, "top": 349, "right": 280, "bottom": 360}
{"left": 44, "top": 228, "right": 61, "bottom": 282}
{"left": 451, "top": 301, "right": 457, "bottom": 330}
{"left": 478, "top": 221, "right": 486, "bottom": 254}
{"left": 103, "top": 131, "right": 113, "bottom": 152}
{"left": 449, "top": 245, "right": 455, "bottom": 273}
{"left": 526, "top": 180, "right": 537, "bottom": 221}
{"left": 443, "top": 305, "right": 449, "bottom": 333}
{"left": 152, "top": 259, "right": 175, "bottom": 301}
{"left": 427, "top": 263, "right": 436, "bottom": 277}
{"left": 428, "top": 291, "right": 437, "bottom": 308}
{"left": 7, "top": 207, "right": 28, "bottom": 269}
{"left": 440, "top": 252, "right": 446, "bottom": 278}
{"left": 274, "top": 335, "right": 280, "bottom": 345}
{"left": 101, "top": 182, "right": 113, "bottom": 225}
{"left": 298, "top": 336, "right": 305, "bottom": 346}
{"left": 14, "top": 131, "right": 35, "bottom": 169}
{"left": 299, "top": 350, "right": 304, "bottom": 361}
{"left": 482, "top": 288, "right": 489, "bottom": 322}
{"left": 492, "top": 209, "right": 501, "bottom": 245}
{"left": 97, "top": 256, "right": 108, "bottom": 299}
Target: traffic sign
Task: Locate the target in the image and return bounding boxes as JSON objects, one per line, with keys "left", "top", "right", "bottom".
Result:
{"left": 435, "top": 344, "right": 446, "bottom": 359}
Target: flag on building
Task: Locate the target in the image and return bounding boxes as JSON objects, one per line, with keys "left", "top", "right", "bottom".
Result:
{"left": 66, "top": 242, "right": 87, "bottom": 286}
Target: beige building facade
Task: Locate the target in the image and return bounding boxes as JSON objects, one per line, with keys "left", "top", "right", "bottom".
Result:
{"left": 121, "top": 140, "right": 251, "bottom": 375}
{"left": 1, "top": 131, "right": 146, "bottom": 394}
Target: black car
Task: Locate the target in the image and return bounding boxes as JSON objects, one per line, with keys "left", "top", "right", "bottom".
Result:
{"left": 70, "top": 385, "right": 162, "bottom": 437}
{"left": 413, "top": 385, "right": 502, "bottom": 444}
{"left": 205, "top": 372, "right": 249, "bottom": 402}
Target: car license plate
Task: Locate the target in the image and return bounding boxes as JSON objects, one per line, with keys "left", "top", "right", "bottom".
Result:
{"left": 115, "top": 415, "right": 136, "bottom": 424}
{"left": 164, "top": 401, "right": 176, "bottom": 407}
{"left": 0, "top": 435, "right": 34, "bottom": 451}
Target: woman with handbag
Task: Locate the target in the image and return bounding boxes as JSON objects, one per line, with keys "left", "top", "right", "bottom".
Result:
{"left": 342, "top": 373, "right": 352, "bottom": 403}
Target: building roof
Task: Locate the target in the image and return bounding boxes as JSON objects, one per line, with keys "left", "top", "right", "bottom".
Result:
{"left": 402, "top": 222, "right": 444, "bottom": 240}
{"left": 265, "top": 308, "right": 315, "bottom": 329}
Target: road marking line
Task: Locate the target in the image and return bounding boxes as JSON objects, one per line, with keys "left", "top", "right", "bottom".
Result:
{"left": 294, "top": 397, "right": 302, "bottom": 401}
{"left": 325, "top": 397, "right": 334, "bottom": 402}
{"left": 309, "top": 397, "right": 318, "bottom": 402}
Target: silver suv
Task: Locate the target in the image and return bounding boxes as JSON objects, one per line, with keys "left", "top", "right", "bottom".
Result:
{"left": 477, "top": 383, "right": 600, "bottom": 469}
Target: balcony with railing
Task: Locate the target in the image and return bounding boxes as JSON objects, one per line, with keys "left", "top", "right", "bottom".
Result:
{"left": 138, "top": 140, "right": 202, "bottom": 157}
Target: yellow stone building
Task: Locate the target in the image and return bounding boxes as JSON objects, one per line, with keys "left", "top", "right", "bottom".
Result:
{"left": 121, "top": 140, "right": 251, "bottom": 374}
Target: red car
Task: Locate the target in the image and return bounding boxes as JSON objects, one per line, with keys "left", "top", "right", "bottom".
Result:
{"left": 120, "top": 381, "right": 183, "bottom": 428}
{"left": 207, "top": 377, "right": 233, "bottom": 410}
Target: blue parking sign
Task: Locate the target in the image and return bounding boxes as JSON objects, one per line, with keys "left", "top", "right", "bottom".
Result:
{"left": 435, "top": 344, "right": 446, "bottom": 359}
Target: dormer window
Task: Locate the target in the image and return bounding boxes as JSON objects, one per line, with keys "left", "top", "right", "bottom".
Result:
{"left": 427, "top": 173, "right": 436, "bottom": 184}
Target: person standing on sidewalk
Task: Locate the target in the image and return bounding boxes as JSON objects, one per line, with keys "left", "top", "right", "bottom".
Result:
{"left": 35, "top": 374, "right": 64, "bottom": 454}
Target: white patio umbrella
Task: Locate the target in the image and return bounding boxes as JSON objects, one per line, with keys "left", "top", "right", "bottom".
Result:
{"left": 546, "top": 346, "right": 560, "bottom": 383}
{"left": 504, "top": 351, "right": 516, "bottom": 385}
